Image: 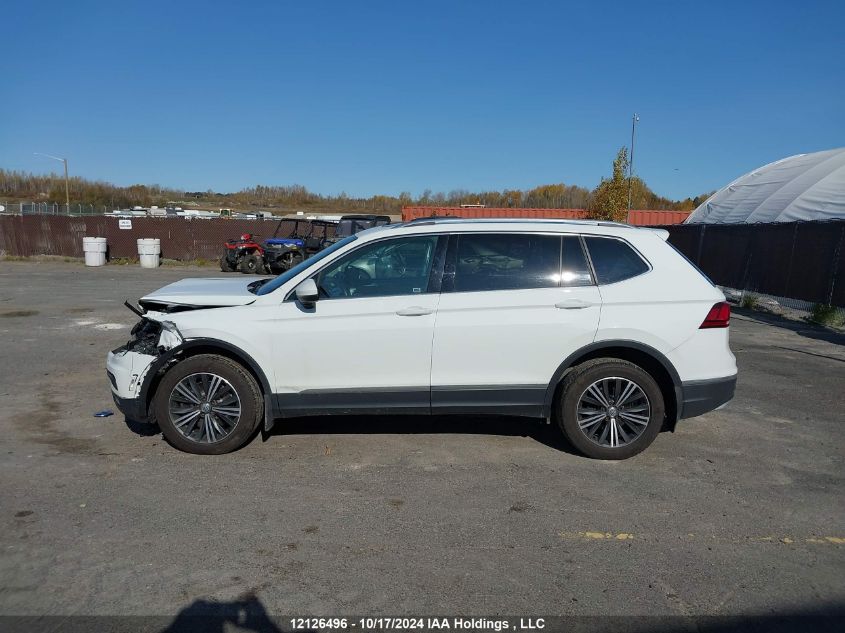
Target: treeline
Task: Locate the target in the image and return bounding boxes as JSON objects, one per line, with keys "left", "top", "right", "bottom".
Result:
{"left": 0, "top": 170, "right": 179, "bottom": 209}
{"left": 0, "top": 168, "right": 708, "bottom": 213}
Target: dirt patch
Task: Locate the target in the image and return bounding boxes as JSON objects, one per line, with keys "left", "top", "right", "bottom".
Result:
{"left": 0, "top": 310, "right": 39, "bottom": 318}
{"left": 11, "top": 393, "right": 99, "bottom": 455}
{"left": 63, "top": 307, "right": 94, "bottom": 315}
{"left": 509, "top": 501, "right": 532, "bottom": 513}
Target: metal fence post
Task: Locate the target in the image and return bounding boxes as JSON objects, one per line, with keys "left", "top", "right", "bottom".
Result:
{"left": 826, "top": 223, "right": 845, "bottom": 306}
{"left": 740, "top": 250, "right": 753, "bottom": 294}
{"left": 783, "top": 222, "right": 799, "bottom": 298}
{"left": 695, "top": 224, "right": 706, "bottom": 266}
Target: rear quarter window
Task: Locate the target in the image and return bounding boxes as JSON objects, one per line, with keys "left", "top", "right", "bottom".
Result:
{"left": 584, "top": 236, "right": 650, "bottom": 285}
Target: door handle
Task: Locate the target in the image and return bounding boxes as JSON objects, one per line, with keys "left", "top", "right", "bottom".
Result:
{"left": 555, "top": 299, "right": 594, "bottom": 309}
{"left": 395, "top": 306, "right": 434, "bottom": 317}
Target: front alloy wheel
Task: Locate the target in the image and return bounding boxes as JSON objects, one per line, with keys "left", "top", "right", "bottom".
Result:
{"left": 168, "top": 373, "right": 242, "bottom": 444}
{"left": 153, "top": 354, "right": 263, "bottom": 454}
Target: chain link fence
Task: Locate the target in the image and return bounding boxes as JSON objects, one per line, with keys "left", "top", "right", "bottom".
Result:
{"left": 1, "top": 201, "right": 112, "bottom": 216}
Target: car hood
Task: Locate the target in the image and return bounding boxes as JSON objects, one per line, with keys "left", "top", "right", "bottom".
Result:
{"left": 139, "top": 277, "right": 260, "bottom": 310}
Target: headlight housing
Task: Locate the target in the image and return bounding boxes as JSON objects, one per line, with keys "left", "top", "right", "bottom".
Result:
{"left": 122, "top": 319, "right": 183, "bottom": 355}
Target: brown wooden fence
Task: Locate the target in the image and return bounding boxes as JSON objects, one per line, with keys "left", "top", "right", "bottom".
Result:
{"left": 0, "top": 215, "right": 333, "bottom": 261}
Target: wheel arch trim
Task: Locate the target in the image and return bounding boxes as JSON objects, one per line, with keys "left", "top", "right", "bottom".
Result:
{"left": 543, "top": 340, "right": 683, "bottom": 422}
{"left": 139, "top": 338, "right": 276, "bottom": 432}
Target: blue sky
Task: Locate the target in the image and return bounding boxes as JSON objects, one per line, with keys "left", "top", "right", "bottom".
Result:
{"left": 2, "top": 0, "right": 843, "bottom": 200}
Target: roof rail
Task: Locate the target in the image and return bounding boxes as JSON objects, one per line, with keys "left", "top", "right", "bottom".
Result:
{"left": 402, "top": 214, "right": 462, "bottom": 224}
{"left": 396, "top": 216, "right": 637, "bottom": 229}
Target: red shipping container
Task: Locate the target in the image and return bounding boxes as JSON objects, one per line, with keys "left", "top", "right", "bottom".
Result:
{"left": 401, "top": 207, "right": 690, "bottom": 226}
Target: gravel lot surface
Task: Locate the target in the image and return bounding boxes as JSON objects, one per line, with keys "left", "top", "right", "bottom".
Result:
{"left": 0, "top": 261, "right": 843, "bottom": 621}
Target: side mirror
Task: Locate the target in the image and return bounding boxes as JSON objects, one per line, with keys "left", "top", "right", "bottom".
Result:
{"left": 294, "top": 278, "right": 319, "bottom": 307}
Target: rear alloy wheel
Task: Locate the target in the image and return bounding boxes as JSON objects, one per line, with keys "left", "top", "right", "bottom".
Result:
{"left": 558, "top": 359, "right": 664, "bottom": 460}
{"left": 239, "top": 253, "right": 263, "bottom": 274}
{"left": 153, "top": 354, "right": 262, "bottom": 454}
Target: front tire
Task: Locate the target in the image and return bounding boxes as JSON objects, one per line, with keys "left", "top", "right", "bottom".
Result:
{"left": 153, "top": 354, "right": 263, "bottom": 455}
{"left": 281, "top": 251, "right": 304, "bottom": 271}
{"left": 557, "top": 358, "right": 664, "bottom": 460}
{"left": 219, "top": 255, "right": 235, "bottom": 272}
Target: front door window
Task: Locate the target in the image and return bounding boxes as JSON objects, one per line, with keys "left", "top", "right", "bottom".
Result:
{"left": 316, "top": 235, "right": 442, "bottom": 299}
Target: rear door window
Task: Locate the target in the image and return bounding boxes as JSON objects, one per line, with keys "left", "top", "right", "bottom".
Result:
{"left": 583, "top": 236, "right": 650, "bottom": 284}
{"left": 450, "top": 233, "right": 561, "bottom": 292}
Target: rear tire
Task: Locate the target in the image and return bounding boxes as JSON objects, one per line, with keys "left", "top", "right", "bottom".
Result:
{"left": 557, "top": 358, "right": 664, "bottom": 460}
{"left": 239, "top": 253, "right": 263, "bottom": 274}
{"left": 153, "top": 354, "right": 263, "bottom": 455}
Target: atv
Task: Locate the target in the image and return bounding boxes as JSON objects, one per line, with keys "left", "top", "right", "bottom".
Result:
{"left": 220, "top": 233, "right": 266, "bottom": 274}
{"left": 220, "top": 218, "right": 337, "bottom": 275}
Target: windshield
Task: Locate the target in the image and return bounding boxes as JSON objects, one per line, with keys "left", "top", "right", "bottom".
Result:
{"left": 254, "top": 235, "right": 358, "bottom": 296}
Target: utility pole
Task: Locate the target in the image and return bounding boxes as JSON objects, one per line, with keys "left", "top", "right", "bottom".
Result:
{"left": 34, "top": 153, "right": 70, "bottom": 213}
{"left": 627, "top": 114, "right": 639, "bottom": 212}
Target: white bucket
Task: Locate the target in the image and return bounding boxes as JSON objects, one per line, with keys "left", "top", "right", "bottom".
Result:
{"left": 82, "top": 236, "right": 107, "bottom": 267}
{"left": 137, "top": 238, "right": 161, "bottom": 268}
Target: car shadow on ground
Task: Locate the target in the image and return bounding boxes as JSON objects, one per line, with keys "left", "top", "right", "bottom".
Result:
{"left": 266, "top": 414, "right": 580, "bottom": 455}
{"left": 732, "top": 306, "right": 845, "bottom": 347}
{"left": 122, "top": 413, "right": 688, "bottom": 456}
{"left": 124, "top": 416, "right": 160, "bottom": 437}
{"left": 160, "top": 591, "right": 288, "bottom": 633}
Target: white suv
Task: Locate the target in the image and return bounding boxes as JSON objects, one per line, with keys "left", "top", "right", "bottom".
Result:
{"left": 106, "top": 218, "right": 736, "bottom": 459}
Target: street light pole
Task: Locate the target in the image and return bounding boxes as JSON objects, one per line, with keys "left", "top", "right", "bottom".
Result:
{"left": 34, "top": 153, "right": 70, "bottom": 213}
{"left": 627, "top": 113, "right": 639, "bottom": 212}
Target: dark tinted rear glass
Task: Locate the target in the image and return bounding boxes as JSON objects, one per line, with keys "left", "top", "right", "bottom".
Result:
{"left": 453, "top": 233, "right": 561, "bottom": 292}
{"left": 584, "top": 236, "right": 649, "bottom": 284}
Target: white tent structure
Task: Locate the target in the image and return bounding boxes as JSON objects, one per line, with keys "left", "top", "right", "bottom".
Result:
{"left": 686, "top": 147, "right": 845, "bottom": 223}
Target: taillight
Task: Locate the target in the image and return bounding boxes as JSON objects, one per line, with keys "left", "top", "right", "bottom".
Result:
{"left": 700, "top": 301, "right": 731, "bottom": 329}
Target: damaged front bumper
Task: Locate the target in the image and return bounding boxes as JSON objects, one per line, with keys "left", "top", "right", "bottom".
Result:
{"left": 106, "top": 348, "right": 157, "bottom": 421}
{"left": 106, "top": 317, "right": 184, "bottom": 422}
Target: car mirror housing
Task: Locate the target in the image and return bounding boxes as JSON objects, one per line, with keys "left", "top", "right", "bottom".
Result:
{"left": 295, "top": 278, "right": 319, "bottom": 306}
